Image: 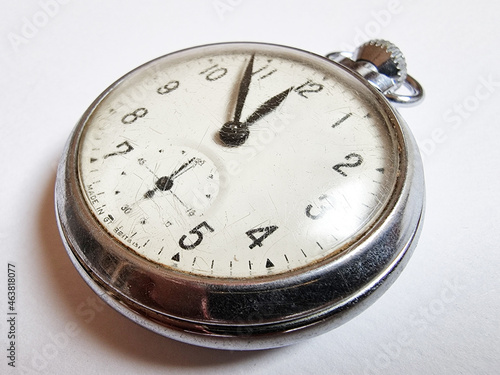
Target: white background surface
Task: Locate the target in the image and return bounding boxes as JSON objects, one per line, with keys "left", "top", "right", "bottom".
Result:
{"left": 1, "top": 1, "right": 499, "bottom": 374}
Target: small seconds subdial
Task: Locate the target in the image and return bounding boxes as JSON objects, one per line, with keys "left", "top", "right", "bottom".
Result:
{"left": 79, "top": 144, "right": 220, "bottom": 260}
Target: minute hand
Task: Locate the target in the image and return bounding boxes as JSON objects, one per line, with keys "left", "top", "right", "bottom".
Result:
{"left": 244, "top": 87, "right": 294, "bottom": 126}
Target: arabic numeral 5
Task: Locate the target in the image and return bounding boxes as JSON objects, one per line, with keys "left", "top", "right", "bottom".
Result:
{"left": 179, "top": 221, "right": 215, "bottom": 250}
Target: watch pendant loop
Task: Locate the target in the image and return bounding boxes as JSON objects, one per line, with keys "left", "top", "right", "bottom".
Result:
{"left": 384, "top": 74, "right": 424, "bottom": 105}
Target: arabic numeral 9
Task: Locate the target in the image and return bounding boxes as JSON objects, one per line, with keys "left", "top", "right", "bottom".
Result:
{"left": 157, "top": 80, "right": 180, "bottom": 95}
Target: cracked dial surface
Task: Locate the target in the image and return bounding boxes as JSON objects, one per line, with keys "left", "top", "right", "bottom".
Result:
{"left": 78, "top": 43, "right": 400, "bottom": 278}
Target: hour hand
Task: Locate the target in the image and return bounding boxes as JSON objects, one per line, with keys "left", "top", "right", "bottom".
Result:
{"left": 243, "top": 87, "right": 293, "bottom": 126}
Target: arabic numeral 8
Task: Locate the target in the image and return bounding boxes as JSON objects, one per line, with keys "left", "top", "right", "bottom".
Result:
{"left": 121, "top": 108, "right": 148, "bottom": 124}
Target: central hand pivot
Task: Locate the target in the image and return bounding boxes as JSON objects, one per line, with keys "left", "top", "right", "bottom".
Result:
{"left": 219, "top": 120, "right": 250, "bottom": 146}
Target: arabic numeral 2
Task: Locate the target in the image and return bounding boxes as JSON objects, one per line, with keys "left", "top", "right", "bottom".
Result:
{"left": 333, "top": 153, "right": 363, "bottom": 176}
{"left": 294, "top": 80, "right": 323, "bottom": 98}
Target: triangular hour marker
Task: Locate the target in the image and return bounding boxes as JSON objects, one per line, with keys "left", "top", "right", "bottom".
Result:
{"left": 90, "top": 158, "right": 97, "bottom": 163}
{"left": 376, "top": 168, "right": 385, "bottom": 174}
{"left": 266, "top": 259, "right": 274, "bottom": 268}
{"left": 171, "top": 252, "right": 180, "bottom": 262}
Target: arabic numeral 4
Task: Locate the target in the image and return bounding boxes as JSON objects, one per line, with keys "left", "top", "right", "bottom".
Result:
{"left": 246, "top": 226, "right": 278, "bottom": 249}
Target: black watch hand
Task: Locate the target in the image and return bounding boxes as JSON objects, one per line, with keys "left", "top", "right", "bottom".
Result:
{"left": 233, "top": 54, "right": 255, "bottom": 123}
{"left": 219, "top": 54, "right": 255, "bottom": 147}
{"left": 170, "top": 157, "right": 197, "bottom": 179}
{"left": 243, "top": 87, "right": 293, "bottom": 126}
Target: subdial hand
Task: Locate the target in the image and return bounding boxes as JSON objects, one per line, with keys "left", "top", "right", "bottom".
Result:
{"left": 144, "top": 157, "right": 197, "bottom": 198}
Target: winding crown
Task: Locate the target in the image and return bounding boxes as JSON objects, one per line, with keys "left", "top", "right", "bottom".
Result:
{"left": 353, "top": 39, "right": 407, "bottom": 89}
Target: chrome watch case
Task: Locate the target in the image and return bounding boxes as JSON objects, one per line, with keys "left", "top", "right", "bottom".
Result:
{"left": 55, "top": 40, "right": 425, "bottom": 350}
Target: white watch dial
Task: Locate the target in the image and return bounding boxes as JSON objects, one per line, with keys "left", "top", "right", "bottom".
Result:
{"left": 78, "top": 45, "right": 399, "bottom": 278}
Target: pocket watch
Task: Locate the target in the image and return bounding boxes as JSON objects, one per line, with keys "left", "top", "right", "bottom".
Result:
{"left": 55, "top": 39, "right": 425, "bottom": 350}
